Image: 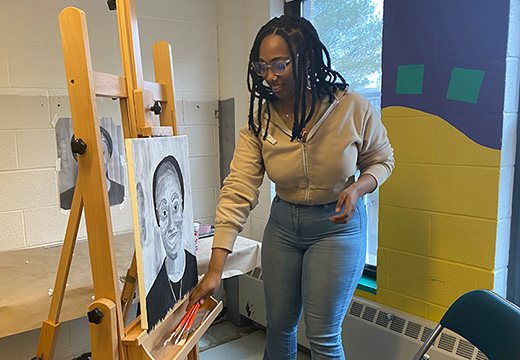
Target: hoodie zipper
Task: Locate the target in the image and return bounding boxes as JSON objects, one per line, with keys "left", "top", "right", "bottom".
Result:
{"left": 266, "top": 92, "right": 345, "bottom": 204}
{"left": 299, "top": 137, "right": 310, "bottom": 203}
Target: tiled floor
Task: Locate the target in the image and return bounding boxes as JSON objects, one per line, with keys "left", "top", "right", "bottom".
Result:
{"left": 199, "top": 321, "right": 311, "bottom": 360}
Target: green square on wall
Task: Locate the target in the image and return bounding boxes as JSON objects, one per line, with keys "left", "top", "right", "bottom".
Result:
{"left": 446, "top": 67, "right": 485, "bottom": 104}
{"left": 396, "top": 64, "right": 424, "bottom": 94}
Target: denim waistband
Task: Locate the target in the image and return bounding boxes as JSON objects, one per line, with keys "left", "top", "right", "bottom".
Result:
{"left": 273, "top": 194, "right": 338, "bottom": 209}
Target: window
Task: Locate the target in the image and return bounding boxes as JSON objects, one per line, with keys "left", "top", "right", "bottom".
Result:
{"left": 302, "top": 0, "right": 384, "bottom": 267}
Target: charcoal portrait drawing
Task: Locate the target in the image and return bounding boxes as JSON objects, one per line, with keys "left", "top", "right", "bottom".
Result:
{"left": 126, "top": 136, "right": 197, "bottom": 331}
{"left": 56, "top": 118, "right": 126, "bottom": 209}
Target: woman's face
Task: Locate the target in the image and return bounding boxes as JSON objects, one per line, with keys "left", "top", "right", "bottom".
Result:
{"left": 258, "top": 34, "right": 295, "bottom": 101}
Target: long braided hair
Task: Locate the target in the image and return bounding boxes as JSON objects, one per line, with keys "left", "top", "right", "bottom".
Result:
{"left": 247, "top": 15, "right": 348, "bottom": 141}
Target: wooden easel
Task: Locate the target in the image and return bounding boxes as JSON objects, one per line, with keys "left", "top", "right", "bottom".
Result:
{"left": 33, "top": 1, "right": 222, "bottom": 359}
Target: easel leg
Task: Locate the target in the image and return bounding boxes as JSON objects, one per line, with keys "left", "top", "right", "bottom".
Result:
{"left": 187, "top": 344, "right": 200, "bottom": 360}
{"left": 121, "top": 252, "right": 137, "bottom": 322}
{"left": 35, "top": 184, "right": 84, "bottom": 360}
{"left": 89, "top": 299, "right": 118, "bottom": 359}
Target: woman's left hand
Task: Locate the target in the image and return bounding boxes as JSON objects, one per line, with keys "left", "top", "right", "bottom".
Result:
{"left": 330, "top": 186, "right": 361, "bottom": 224}
{"left": 330, "top": 174, "right": 377, "bottom": 224}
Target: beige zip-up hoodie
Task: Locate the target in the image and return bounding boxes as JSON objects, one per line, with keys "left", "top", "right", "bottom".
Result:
{"left": 213, "top": 89, "right": 394, "bottom": 252}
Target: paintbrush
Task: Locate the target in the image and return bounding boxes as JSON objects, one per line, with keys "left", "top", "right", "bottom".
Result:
{"left": 164, "top": 301, "right": 200, "bottom": 346}
{"left": 177, "top": 301, "right": 201, "bottom": 346}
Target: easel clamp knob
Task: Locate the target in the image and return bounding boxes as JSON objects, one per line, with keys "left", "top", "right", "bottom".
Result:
{"left": 87, "top": 307, "right": 104, "bottom": 324}
{"left": 150, "top": 101, "right": 162, "bottom": 115}
{"left": 71, "top": 138, "right": 87, "bottom": 155}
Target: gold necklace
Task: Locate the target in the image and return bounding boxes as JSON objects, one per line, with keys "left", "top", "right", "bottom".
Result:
{"left": 279, "top": 101, "right": 318, "bottom": 142}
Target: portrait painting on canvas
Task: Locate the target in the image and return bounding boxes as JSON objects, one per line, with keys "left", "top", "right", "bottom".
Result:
{"left": 55, "top": 117, "right": 126, "bottom": 210}
{"left": 126, "top": 136, "right": 198, "bottom": 331}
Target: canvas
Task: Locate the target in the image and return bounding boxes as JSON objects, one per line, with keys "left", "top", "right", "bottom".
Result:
{"left": 55, "top": 117, "right": 126, "bottom": 210}
{"left": 126, "top": 136, "right": 198, "bottom": 331}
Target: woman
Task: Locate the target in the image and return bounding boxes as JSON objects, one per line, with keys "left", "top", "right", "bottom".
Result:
{"left": 191, "top": 15, "right": 394, "bottom": 359}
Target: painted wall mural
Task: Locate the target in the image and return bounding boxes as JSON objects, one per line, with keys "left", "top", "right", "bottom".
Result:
{"left": 382, "top": 0, "right": 509, "bottom": 150}
{"left": 375, "top": 0, "right": 510, "bottom": 320}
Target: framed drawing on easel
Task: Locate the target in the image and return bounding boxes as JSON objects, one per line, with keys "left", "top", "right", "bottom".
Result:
{"left": 126, "top": 135, "right": 198, "bottom": 331}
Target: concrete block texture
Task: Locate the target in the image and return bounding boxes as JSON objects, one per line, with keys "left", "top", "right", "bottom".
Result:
{"left": 504, "top": 56, "right": 520, "bottom": 114}
{"left": 0, "top": 131, "right": 17, "bottom": 170}
{"left": 0, "top": 94, "right": 51, "bottom": 130}
{"left": 24, "top": 206, "right": 70, "bottom": 247}
{"left": 0, "top": 2, "right": 40, "bottom": 47}
{"left": 0, "top": 46, "right": 8, "bottom": 87}
{"left": 38, "top": 6, "right": 62, "bottom": 49}
{"left": 382, "top": 249, "right": 494, "bottom": 308}
{"left": 190, "top": 156, "right": 220, "bottom": 190}
{"left": 183, "top": 99, "right": 218, "bottom": 126}
{"left": 179, "top": 124, "right": 218, "bottom": 157}
{"left": 429, "top": 213, "right": 497, "bottom": 269}
{"left": 192, "top": 187, "right": 218, "bottom": 221}
{"left": 9, "top": 46, "right": 66, "bottom": 89}
{"left": 0, "top": 210, "right": 25, "bottom": 250}
{"left": 0, "top": 169, "right": 58, "bottom": 212}
{"left": 17, "top": 129, "right": 57, "bottom": 169}
{"left": 379, "top": 205, "right": 430, "bottom": 256}
{"left": 384, "top": 163, "right": 499, "bottom": 219}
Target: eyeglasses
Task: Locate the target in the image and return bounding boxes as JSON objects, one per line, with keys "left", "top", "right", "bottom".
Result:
{"left": 251, "top": 58, "right": 292, "bottom": 77}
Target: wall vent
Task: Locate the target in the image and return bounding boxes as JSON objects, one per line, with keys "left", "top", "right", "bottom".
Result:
{"left": 349, "top": 302, "right": 363, "bottom": 317}
{"left": 438, "top": 333, "right": 456, "bottom": 352}
{"left": 347, "top": 299, "right": 489, "bottom": 360}
{"left": 375, "top": 311, "right": 390, "bottom": 327}
{"left": 421, "top": 327, "right": 434, "bottom": 343}
{"left": 389, "top": 316, "right": 406, "bottom": 333}
{"left": 362, "top": 306, "right": 377, "bottom": 322}
{"left": 404, "top": 321, "right": 421, "bottom": 340}
{"left": 476, "top": 350, "right": 487, "bottom": 360}
{"left": 456, "top": 340, "right": 475, "bottom": 359}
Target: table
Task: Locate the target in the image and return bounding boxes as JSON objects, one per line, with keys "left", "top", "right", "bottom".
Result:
{"left": 0, "top": 233, "right": 261, "bottom": 338}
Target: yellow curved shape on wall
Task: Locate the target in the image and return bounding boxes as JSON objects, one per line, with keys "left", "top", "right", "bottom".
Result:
{"left": 381, "top": 106, "right": 500, "bottom": 166}
{"left": 365, "top": 106, "right": 501, "bottom": 322}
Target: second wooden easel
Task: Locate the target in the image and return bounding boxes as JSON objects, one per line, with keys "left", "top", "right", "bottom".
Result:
{"left": 33, "top": 1, "right": 221, "bottom": 359}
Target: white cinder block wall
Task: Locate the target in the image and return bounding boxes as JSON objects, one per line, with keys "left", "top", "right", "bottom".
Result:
{"left": 0, "top": 0, "right": 281, "bottom": 358}
{"left": 0, "top": 0, "right": 222, "bottom": 252}
{"left": 217, "top": 0, "right": 283, "bottom": 241}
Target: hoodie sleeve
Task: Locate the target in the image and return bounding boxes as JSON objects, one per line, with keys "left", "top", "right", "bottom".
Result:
{"left": 357, "top": 102, "right": 395, "bottom": 189}
{"left": 212, "top": 123, "right": 265, "bottom": 252}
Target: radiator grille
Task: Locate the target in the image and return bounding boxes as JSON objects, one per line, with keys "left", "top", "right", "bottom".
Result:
{"left": 347, "top": 299, "right": 490, "bottom": 360}
{"left": 404, "top": 321, "right": 421, "bottom": 340}
{"left": 362, "top": 306, "right": 377, "bottom": 322}
{"left": 421, "top": 327, "right": 434, "bottom": 343}
{"left": 389, "top": 316, "right": 406, "bottom": 333}
{"left": 349, "top": 302, "right": 363, "bottom": 317}
{"left": 375, "top": 311, "right": 390, "bottom": 327}
{"left": 456, "top": 340, "right": 475, "bottom": 359}
{"left": 438, "top": 333, "right": 456, "bottom": 352}
{"left": 476, "top": 350, "right": 488, "bottom": 360}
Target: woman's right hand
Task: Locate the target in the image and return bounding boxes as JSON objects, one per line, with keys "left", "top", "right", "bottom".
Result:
{"left": 188, "top": 248, "right": 230, "bottom": 308}
{"left": 188, "top": 267, "right": 222, "bottom": 307}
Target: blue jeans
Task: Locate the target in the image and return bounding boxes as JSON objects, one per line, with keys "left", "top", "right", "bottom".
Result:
{"left": 262, "top": 195, "right": 367, "bottom": 360}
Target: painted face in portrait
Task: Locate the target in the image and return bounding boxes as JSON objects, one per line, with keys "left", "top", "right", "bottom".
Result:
{"left": 99, "top": 128, "right": 112, "bottom": 172}
{"left": 154, "top": 161, "right": 184, "bottom": 261}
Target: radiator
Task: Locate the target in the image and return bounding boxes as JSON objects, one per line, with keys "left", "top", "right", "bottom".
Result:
{"left": 238, "top": 268, "right": 488, "bottom": 360}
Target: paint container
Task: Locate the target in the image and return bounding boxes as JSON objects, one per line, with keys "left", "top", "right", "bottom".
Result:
{"left": 193, "top": 221, "right": 200, "bottom": 251}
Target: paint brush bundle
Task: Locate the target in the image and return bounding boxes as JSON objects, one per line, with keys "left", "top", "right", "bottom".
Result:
{"left": 163, "top": 301, "right": 201, "bottom": 347}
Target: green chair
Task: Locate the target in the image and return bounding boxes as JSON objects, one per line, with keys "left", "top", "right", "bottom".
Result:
{"left": 412, "top": 289, "right": 520, "bottom": 360}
